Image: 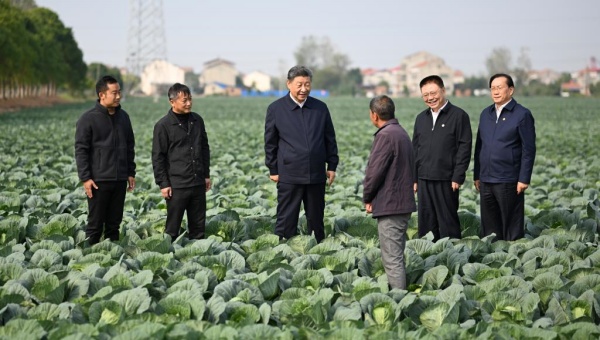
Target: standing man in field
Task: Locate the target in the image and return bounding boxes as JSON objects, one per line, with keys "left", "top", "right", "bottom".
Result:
{"left": 152, "top": 83, "right": 211, "bottom": 241}
{"left": 75, "top": 75, "right": 136, "bottom": 245}
{"left": 363, "top": 95, "right": 416, "bottom": 290}
{"left": 264, "top": 65, "right": 339, "bottom": 243}
{"left": 474, "top": 73, "right": 536, "bottom": 241}
{"left": 412, "top": 75, "right": 472, "bottom": 240}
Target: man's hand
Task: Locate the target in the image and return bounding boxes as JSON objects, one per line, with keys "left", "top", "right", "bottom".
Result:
{"left": 161, "top": 187, "right": 172, "bottom": 199}
{"left": 128, "top": 176, "right": 136, "bottom": 192}
{"left": 365, "top": 203, "right": 372, "bottom": 214}
{"left": 205, "top": 178, "right": 212, "bottom": 192}
{"left": 474, "top": 180, "right": 480, "bottom": 192}
{"left": 517, "top": 182, "right": 529, "bottom": 194}
{"left": 83, "top": 179, "right": 98, "bottom": 198}
{"left": 452, "top": 182, "right": 461, "bottom": 191}
{"left": 269, "top": 175, "right": 279, "bottom": 183}
{"left": 327, "top": 171, "right": 336, "bottom": 186}
{"left": 413, "top": 182, "right": 418, "bottom": 193}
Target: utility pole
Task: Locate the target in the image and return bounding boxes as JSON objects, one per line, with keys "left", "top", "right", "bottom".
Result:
{"left": 125, "top": 0, "right": 167, "bottom": 93}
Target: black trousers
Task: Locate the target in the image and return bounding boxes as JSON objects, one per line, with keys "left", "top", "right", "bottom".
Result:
{"left": 165, "top": 185, "right": 206, "bottom": 240}
{"left": 86, "top": 181, "right": 127, "bottom": 245}
{"left": 479, "top": 182, "right": 524, "bottom": 241}
{"left": 275, "top": 182, "right": 326, "bottom": 242}
{"left": 417, "top": 179, "right": 461, "bottom": 240}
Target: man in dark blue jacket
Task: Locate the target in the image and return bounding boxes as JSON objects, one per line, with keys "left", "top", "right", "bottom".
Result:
{"left": 474, "top": 73, "right": 536, "bottom": 241}
{"left": 152, "top": 83, "right": 211, "bottom": 241}
{"left": 264, "top": 66, "right": 338, "bottom": 242}
{"left": 363, "top": 95, "right": 416, "bottom": 290}
{"left": 75, "top": 75, "right": 136, "bottom": 245}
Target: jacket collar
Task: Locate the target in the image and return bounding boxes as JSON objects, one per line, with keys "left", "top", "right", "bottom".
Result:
{"left": 374, "top": 118, "right": 399, "bottom": 136}
{"left": 425, "top": 101, "right": 453, "bottom": 116}
{"left": 284, "top": 92, "right": 315, "bottom": 110}
{"left": 95, "top": 100, "right": 121, "bottom": 115}
{"left": 487, "top": 98, "right": 517, "bottom": 117}
{"left": 168, "top": 109, "right": 197, "bottom": 124}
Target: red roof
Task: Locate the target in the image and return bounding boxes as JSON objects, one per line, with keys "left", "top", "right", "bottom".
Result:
{"left": 561, "top": 80, "right": 580, "bottom": 91}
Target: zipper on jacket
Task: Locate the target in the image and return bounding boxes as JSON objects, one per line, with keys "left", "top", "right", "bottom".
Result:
{"left": 301, "top": 107, "right": 312, "bottom": 180}
{"left": 109, "top": 112, "right": 118, "bottom": 181}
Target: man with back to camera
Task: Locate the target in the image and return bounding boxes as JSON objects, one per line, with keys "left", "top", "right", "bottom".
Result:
{"left": 264, "top": 65, "right": 339, "bottom": 243}
{"left": 363, "top": 95, "right": 416, "bottom": 290}
{"left": 474, "top": 73, "right": 536, "bottom": 241}
{"left": 75, "top": 75, "right": 136, "bottom": 245}
{"left": 412, "top": 75, "right": 472, "bottom": 240}
{"left": 152, "top": 83, "right": 211, "bottom": 241}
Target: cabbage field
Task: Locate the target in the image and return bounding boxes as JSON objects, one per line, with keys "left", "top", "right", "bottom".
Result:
{"left": 0, "top": 96, "right": 599, "bottom": 339}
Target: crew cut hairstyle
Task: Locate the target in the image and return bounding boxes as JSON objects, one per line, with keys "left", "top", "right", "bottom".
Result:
{"left": 369, "top": 95, "right": 395, "bottom": 121}
{"left": 419, "top": 75, "right": 445, "bottom": 89}
{"left": 287, "top": 65, "right": 313, "bottom": 81}
{"left": 95, "top": 75, "right": 119, "bottom": 98}
{"left": 489, "top": 73, "right": 515, "bottom": 88}
{"left": 168, "top": 83, "right": 191, "bottom": 101}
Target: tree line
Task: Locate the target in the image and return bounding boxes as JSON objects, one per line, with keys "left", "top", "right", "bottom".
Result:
{"left": 0, "top": 0, "right": 87, "bottom": 99}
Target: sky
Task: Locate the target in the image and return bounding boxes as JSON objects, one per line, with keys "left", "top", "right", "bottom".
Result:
{"left": 36, "top": 0, "right": 600, "bottom": 77}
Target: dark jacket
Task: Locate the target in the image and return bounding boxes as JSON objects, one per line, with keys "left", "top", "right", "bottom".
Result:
{"left": 264, "top": 94, "right": 338, "bottom": 184}
{"left": 412, "top": 101, "right": 472, "bottom": 183}
{"left": 152, "top": 110, "right": 210, "bottom": 189}
{"left": 363, "top": 119, "right": 417, "bottom": 218}
{"left": 474, "top": 99, "right": 536, "bottom": 183}
{"left": 75, "top": 101, "right": 135, "bottom": 182}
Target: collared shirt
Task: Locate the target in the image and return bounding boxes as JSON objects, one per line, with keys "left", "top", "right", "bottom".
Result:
{"left": 431, "top": 100, "right": 449, "bottom": 128}
{"left": 289, "top": 93, "right": 306, "bottom": 108}
{"left": 495, "top": 98, "right": 513, "bottom": 122}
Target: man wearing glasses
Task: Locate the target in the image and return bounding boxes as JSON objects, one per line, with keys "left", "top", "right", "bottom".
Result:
{"left": 412, "top": 75, "right": 472, "bottom": 241}
{"left": 474, "top": 73, "right": 536, "bottom": 241}
{"left": 152, "top": 83, "right": 211, "bottom": 241}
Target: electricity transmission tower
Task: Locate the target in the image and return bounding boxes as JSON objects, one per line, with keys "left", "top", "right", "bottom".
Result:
{"left": 126, "top": 0, "right": 167, "bottom": 76}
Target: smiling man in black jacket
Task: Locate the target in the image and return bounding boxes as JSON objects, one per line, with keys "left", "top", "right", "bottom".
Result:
{"left": 75, "top": 75, "right": 136, "bottom": 245}
{"left": 412, "top": 75, "right": 472, "bottom": 241}
{"left": 264, "top": 66, "right": 338, "bottom": 242}
{"left": 152, "top": 83, "right": 211, "bottom": 241}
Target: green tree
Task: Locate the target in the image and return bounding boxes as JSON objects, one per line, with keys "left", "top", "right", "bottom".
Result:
{"left": 293, "top": 35, "right": 354, "bottom": 94}
{"left": 463, "top": 75, "right": 488, "bottom": 91}
{"left": 0, "top": 0, "right": 36, "bottom": 98}
{"left": 485, "top": 47, "right": 512, "bottom": 76}
{"left": 184, "top": 71, "right": 200, "bottom": 93}
{"left": 0, "top": 1, "right": 87, "bottom": 98}
{"left": 513, "top": 47, "right": 532, "bottom": 86}
{"left": 26, "top": 7, "right": 69, "bottom": 96}
{"left": 9, "top": 0, "right": 35, "bottom": 10}
{"left": 87, "top": 63, "right": 122, "bottom": 88}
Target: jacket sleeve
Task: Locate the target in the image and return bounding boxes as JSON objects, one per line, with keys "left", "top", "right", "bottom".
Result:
{"left": 152, "top": 122, "right": 171, "bottom": 188}
{"left": 126, "top": 115, "right": 136, "bottom": 178}
{"left": 452, "top": 111, "right": 472, "bottom": 184}
{"left": 473, "top": 126, "right": 482, "bottom": 181}
{"left": 74, "top": 117, "right": 92, "bottom": 182}
{"left": 363, "top": 134, "right": 392, "bottom": 203}
{"left": 412, "top": 117, "right": 419, "bottom": 183}
{"left": 200, "top": 117, "right": 210, "bottom": 178}
{"left": 324, "top": 108, "right": 339, "bottom": 172}
{"left": 264, "top": 105, "right": 279, "bottom": 175}
{"left": 518, "top": 109, "right": 536, "bottom": 183}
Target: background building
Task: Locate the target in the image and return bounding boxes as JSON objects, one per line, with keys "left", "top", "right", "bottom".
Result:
{"left": 140, "top": 59, "right": 185, "bottom": 96}
{"left": 242, "top": 71, "right": 271, "bottom": 92}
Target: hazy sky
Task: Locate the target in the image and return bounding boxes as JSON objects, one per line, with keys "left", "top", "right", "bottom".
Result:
{"left": 36, "top": 0, "right": 600, "bottom": 77}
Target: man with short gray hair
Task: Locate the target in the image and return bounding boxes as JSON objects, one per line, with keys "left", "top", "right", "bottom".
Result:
{"left": 152, "top": 83, "right": 211, "bottom": 241}
{"left": 264, "top": 65, "right": 339, "bottom": 242}
{"left": 363, "top": 95, "right": 416, "bottom": 290}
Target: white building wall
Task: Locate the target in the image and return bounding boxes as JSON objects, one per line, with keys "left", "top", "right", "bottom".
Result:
{"left": 140, "top": 60, "right": 185, "bottom": 95}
